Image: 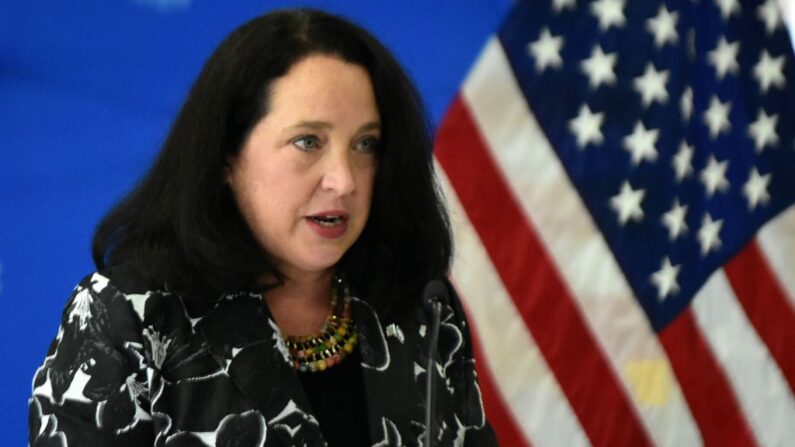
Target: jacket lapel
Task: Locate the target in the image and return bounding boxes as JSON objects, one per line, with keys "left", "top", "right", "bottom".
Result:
{"left": 198, "top": 292, "right": 326, "bottom": 446}
{"left": 354, "top": 297, "right": 424, "bottom": 446}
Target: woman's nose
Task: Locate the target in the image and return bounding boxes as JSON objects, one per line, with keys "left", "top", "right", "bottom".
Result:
{"left": 320, "top": 148, "right": 356, "bottom": 196}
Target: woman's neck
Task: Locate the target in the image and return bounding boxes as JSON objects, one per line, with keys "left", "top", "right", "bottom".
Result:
{"left": 264, "top": 269, "right": 334, "bottom": 337}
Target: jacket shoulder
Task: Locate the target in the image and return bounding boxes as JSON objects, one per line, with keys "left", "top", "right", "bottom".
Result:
{"left": 96, "top": 264, "right": 165, "bottom": 295}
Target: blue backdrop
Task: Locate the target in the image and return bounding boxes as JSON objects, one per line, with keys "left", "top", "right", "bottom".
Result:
{"left": 0, "top": 1, "right": 511, "bottom": 442}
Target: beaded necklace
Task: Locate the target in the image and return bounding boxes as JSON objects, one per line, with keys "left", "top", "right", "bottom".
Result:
{"left": 284, "top": 277, "right": 358, "bottom": 372}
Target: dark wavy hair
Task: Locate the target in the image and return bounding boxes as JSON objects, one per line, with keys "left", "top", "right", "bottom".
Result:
{"left": 92, "top": 8, "right": 451, "bottom": 318}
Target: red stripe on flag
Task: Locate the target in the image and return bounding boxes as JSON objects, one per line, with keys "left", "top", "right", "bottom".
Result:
{"left": 724, "top": 240, "right": 795, "bottom": 395}
{"left": 659, "top": 309, "right": 757, "bottom": 447}
{"left": 460, "top": 297, "right": 533, "bottom": 447}
{"left": 435, "top": 96, "right": 653, "bottom": 447}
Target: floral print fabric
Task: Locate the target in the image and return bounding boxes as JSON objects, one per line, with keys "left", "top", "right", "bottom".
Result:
{"left": 29, "top": 267, "right": 497, "bottom": 446}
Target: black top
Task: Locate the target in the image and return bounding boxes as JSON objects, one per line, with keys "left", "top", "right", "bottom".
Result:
{"left": 297, "top": 347, "right": 371, "bottom": 446}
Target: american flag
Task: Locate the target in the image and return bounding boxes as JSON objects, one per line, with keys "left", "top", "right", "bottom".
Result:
{"left": 434, "top": 0, "right": 795, "bottom": 445}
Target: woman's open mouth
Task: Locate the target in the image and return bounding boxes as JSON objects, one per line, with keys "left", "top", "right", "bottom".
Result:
{"left": 308, "top": 215, "right": 344, "bottom": 227}
{"left": 305, "top": 212, "right": 349, "bottom": 238}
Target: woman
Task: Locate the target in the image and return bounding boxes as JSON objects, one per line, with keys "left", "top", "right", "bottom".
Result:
{"left": 29, "top": 8, "right": 497, "bottom": 446}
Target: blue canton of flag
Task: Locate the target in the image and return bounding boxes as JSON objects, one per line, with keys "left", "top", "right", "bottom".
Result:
{"left": 497, "top": 0, "right": 795, "bottom": 330}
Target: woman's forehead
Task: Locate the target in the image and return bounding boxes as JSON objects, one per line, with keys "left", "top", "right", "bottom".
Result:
{"left": 264, "top": 55, "right": 380, "bottom": 128}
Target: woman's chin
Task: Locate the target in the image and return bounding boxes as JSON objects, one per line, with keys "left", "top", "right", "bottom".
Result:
{"left": 284, "top": 252, "right": 345, "bottom": 278}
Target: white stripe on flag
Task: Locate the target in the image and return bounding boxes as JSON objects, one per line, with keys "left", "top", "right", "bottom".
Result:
{"left": 438, "top": 164, "right": 589, "bottom": 447}
{"left": 757, "top": 205, "right": 795, "bottom": 309}
{"left": 691, "top": 271, "right": 795, "bottom": 446}
{"left": 460, "top": 37, "right": 701, "bottom": 446}
{"left": 779, "top": 0, "right": 795, "bottom": 48}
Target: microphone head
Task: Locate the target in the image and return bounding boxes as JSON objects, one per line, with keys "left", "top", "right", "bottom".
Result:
{"left": 423, "top": 279, "right": 449, "bottom": 312}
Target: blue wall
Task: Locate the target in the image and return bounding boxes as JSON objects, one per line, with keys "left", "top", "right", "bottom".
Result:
{"left": 0, "top": 0, "right": 511, "bottom": 442}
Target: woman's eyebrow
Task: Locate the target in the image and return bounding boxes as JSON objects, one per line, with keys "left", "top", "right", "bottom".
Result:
{"left": 359, "top": 121, "right": 381, "bottom": 132}
{"left": 285, "top": 120, "right": 381, "bottom": 132}
{"left": 287, "top": 120, "right": 332, "bottom": 131}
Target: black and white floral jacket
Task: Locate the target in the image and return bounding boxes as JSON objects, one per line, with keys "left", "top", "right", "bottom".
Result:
{"left": 29, "top": 267, "right": 497, "bottom": 446}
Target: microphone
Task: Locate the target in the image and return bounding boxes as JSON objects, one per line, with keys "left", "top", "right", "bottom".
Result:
{"left": 422, "top": 279, "right": 448, "bottom": 447}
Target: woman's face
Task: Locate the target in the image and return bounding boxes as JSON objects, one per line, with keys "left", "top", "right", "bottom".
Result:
{"left": 227, "top": 54, "right": 379, "bottom": 280}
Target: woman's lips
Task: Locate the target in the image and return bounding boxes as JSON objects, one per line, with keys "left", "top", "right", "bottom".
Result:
{"left": 305, "top": 212, "right": 349, "bottom": 239}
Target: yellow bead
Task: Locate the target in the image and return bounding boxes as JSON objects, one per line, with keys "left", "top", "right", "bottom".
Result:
{"left": 338, "top": 326, "right": 347, "bottom": 336}
{"left": 318, "top": 359, "right": 327, "bottom": 371}
{"left": 344, "top": 343, "right": 354, "bottom": 352}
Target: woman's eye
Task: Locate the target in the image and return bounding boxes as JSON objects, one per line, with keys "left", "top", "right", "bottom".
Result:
{"left": 292, "top": 136, "right": 321, "bottom": 151}
{"left": 356, "top": 136, "right": 380, "bottom": 153}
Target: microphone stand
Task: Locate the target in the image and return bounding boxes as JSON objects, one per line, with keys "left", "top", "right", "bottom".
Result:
{"left": 423, "top": 280, "right": 446, "bottom": 447}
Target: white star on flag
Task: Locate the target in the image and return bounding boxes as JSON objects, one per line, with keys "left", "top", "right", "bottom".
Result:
{"left": 623, "top": 121, "right": 659, "bottom": 165}
{"left": 528, "top": 28, "right": 564, "bottom": 72}
{"left": 698, "top": 213, "right": 724, "bottom": 255}
{"left": 753, "top": 49, "right": 786, "bottom": 92}
{"left": 662, "top": 200, "right": 688, "bottom": 240}
{"left": 591, "top": 0, "right": 626, "bottom": 31}
{"left": 610, "top": 181, "right": 645, "bottom": 225}
{"left": 651, "top": 257, "right": 681, "bottom": 300}
{"left": 646, "top": 5, "right": 679, "bottom": 48}
{"left": 700, "top": 155, "right": 730, "bottom": 197}
{"left": 748, "top": 110, "right": 779, "bottom": 152}
{"left": 708, "top": 37, "right": 740, "bottom": 79}
{"left": 633, "top": 63, "right": 669, "bottom": 107}
{"left": 743, "top": 168, "right": 772, "bottom": 210}
{"left": 569, "top": 105, "right": 605, "bottom": 148}
{"left": 757, "top": 0, "right": 782, "bottom": 34}
{"left": 581, "top": 45, "right": 617, "bottom": 89}
{"left": 673, "top": 141, "right": 694, "bottom": 181}
{"left": 715, "top": 0, "right": 741, "bottom": 20}
{"left": 552, "top": 0, "right": 576, "bottom": 13}
{"left": 704, "top": 95, "right": 732, "bottom": 139}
